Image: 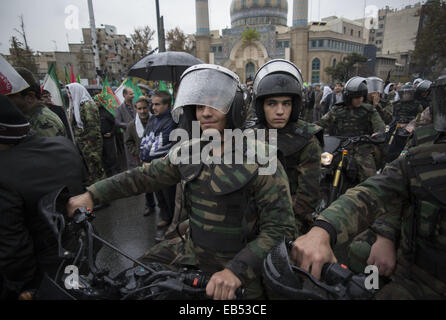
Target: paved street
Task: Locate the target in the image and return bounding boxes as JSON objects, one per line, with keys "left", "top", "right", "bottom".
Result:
{"left": 92, "top": 194, "right": 159, "bottom": 277}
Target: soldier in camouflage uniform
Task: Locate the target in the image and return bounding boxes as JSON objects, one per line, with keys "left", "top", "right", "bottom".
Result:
{"left": 67, "top": 65, "right": 297, "bottom": 300}
{"left": 251, "top": 59, "right": 323, "bottom": 233}
{"left": 415, "top": 80, "right": 433, "bottom": 110}
{"left": 347, "top": 110, "right": 437, "bottom": 278}
{"left": 385, "top": 84, "right": 424, "bottom": 163}
{"left": 7, "top": 68, "right": 66, "bottom": 138}
{"left": 66, "top": 83, "right": 105, "bottom": 185}
{"left": 290, "top": 71, "right": 446, "bottom": 299}
{"left": 316, "top": 76, "right": 386, "bottom": 182}
{"left": 366, "top": 77, "right": 393, "bottom": 125}
{"left": 348, "top": 83, "right": 436, "bottom": 275}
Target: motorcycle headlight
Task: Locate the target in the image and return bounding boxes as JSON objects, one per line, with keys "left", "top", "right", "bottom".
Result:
{"left": 321, "top": 152, "right": 334, "bottom": 166}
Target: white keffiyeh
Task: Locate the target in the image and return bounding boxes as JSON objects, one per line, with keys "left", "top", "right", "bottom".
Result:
{"left": 135, "top": 113, "right": 145, "bottom": 138}
{"left": 66, "top": 83, "right": 94, "bottom": 130}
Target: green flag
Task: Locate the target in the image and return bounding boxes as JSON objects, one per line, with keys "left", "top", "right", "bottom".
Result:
{"left": 64, "top": 66, "right": 69, "bottom": 84}
{"left": 96, "top": 76, "right": 120, "bottom": 117}
{"left": 126, "top": 77, "right": 143, "bottom": 102}
{"left": 159, "top": 81, "right": 175, "bottom": 105}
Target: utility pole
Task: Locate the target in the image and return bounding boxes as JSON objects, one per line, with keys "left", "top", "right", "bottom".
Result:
{"left": 88, "top": 0, "right": 101, "bottom": 84}
{"left": 155, "top": 0, "right": 166, "bottom": 52}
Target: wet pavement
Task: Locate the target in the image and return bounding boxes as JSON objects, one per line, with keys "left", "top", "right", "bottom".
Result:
{"left": 92, "top": 194, "right": 160, "bottom": 277}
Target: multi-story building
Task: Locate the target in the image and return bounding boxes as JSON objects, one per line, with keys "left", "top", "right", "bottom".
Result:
{"left": 369, "top": 3, "right": 422, "bottom": 79}
{"left": 195, "top": 0, "right": 368, "bottom": 84}
{"left": 75, "top": 27, "right": 134, "bottom": 83}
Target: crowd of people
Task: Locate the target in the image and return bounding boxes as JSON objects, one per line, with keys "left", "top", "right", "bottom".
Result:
{"left": 1, "top": 58, "right": 445, "bottom": 300}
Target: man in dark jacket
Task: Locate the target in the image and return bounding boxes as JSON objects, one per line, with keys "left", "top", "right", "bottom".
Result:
{"left": 140, "top": 91, "right": 177, "bottom": 237}
{"left": 125, "top": 96, "right": 157, "bottom": 216}
{"left": 115, "top": 88, "right": 137, "bottom": 169}
{"left": 95, "top": 95, "right": 119, "bottom": 176}
{"left": 0, "top": 95, "right": 85, "bottom": 299}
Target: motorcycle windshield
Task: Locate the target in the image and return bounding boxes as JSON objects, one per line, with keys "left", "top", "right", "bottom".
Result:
{"left": 323, "top": 136, "right": 342, "bottom": 154}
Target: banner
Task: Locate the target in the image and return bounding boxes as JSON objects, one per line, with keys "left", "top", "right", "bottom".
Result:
{"left": 0, "top": 55, "right": 30, "bottom": 95}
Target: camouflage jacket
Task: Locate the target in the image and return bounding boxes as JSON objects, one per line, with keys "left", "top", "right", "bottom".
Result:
{"left": 254, "top": 120, "right": 323, "bottom": 229}
{"left": 318, "top": 125, "right": 446, "bottom": 293}
{"left": 375, "top": 99, "right": 394, "bottom": 125}
{"left": 367, "top": 123, "right": 437, "bottom": 243}
{"left": 72, "top": 101, "right": 102, "bottom": 146}
{"left": 406, "top": 106, "right": 432, "bottom": 133}
{"left": 316, "top": 103, "right": 385, "bottom": 137}
{"left": 24, "top": 103, "right": 66, "bottom": 138}
{"left": 392, "top": 101, "right": 424, "bottom": 124}
{"left": 87, "top": 138, "right": 297, "bottom": 286}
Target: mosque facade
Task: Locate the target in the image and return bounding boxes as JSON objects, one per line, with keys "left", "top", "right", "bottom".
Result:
{"left": 194, "top": 0, "right": 368, "bottom": 84}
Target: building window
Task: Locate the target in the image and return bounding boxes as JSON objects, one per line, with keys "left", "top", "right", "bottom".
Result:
{"left": 218, "top": 46, "right": 223, "bottom": 53}
{"left": 276, "top": 41, "right": 290, "bottom": 48}
{"left": 377, "top": 32, "right": 383, "bottom": 37}
{"left": 312, "top": 58, "right": 321, "bottom": 83}
{"left": 358, "top": 31, "right": 361, "bottom": 38}
{"left": 333, "top": 59, "right": 337, "bottom": 68}
{"left": 242, "top": 0, "right": 246, "bottom": 8}
{"left": 379, "top": 24, "right": 384, "bottom": 29}
{"left": 246, "top": 62, "right": 255, "bottom": 81}
{"left": 311, "top": 40, "right": 317, "bottom": 48}
{"left": 312, "top": 58, "right": 320, "bottom": 71}
{"left": 318, "top": 40, "right": 324, "bottom": 47}
{"left": 312, "top": 71, "right": 320, "bottom": 83}
{"left": 343, "top": 27, "right": 346, "bottom": 34}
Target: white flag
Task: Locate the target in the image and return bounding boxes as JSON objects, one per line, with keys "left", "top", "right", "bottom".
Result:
{"left": 42, "top": 63, "right": 64, "bottom": 107}
{"left": 0, "top": 55, "right": 30, "bottom": 95}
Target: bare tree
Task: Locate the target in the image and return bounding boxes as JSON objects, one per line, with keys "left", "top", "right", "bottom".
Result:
{"left": 130, "top": 26, "right": 155, "bottom": 62}
{"left": 9, "top": 35, "right": 37, "bottom": 73}
{"left": 166, "top": 27, "right": 194, "bottom": 53}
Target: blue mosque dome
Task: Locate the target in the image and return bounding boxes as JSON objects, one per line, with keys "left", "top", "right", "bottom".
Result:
{"left": 230, "top": 0, "right": 289, "bottom": 28}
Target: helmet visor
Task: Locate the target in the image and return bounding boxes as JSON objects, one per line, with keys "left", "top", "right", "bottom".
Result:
{"left": 253, "top": 59, "right": 303, "bottom": 95}
{"left": 398, "top": 88, "right": 415, "bottom": 102}
{"left": 172, "top": 68, "right": 238, "bottom": 123}
{"left": 367, "top": 78, "right": 384, "bottom": 94}
{"left": 432, "top": 79, "right": 446, "bottom": 132}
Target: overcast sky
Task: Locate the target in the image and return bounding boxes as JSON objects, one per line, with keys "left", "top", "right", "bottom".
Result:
{"left": 0, "top": 0, "right": 425, "bottom": 55}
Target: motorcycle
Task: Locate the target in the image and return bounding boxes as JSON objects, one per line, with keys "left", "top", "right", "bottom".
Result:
{"left": 262, "top": 240, "right": 376, "bottom": 300}
{"left": 34, "top": 187, "right": 244, "bottom": 300}
{"left": 316, "top": 134, "right": 385, "bottom": 214}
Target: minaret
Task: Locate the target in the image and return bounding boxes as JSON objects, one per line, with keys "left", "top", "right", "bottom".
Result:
{"left": 196, "top": 0, "right": 210, "bottom": 35}
{"left": 292, "top": 0, "right": 309, "bottom": 27}
{"left": 195, "top": 0, "right": 211, "bottom": 63}
{"left": 290, "top": 0, "right": 309, "bottom": 82}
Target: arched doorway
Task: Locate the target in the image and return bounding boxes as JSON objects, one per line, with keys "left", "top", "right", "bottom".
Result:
{"left": 245, "top": 62, "right": 256, "bottom": 82}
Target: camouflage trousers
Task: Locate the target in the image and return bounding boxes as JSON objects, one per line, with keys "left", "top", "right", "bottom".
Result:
{"left": 354, "top": 145, "right": 380, "bottom": 183}
{"left": 348, "top": 229, "right": 446, "bottom": 299}
{"left": 77, "top": 138, "right": 106, "bottom": 185}
{"left": 138, "top": 235, "right": 265, "bottom": 299}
